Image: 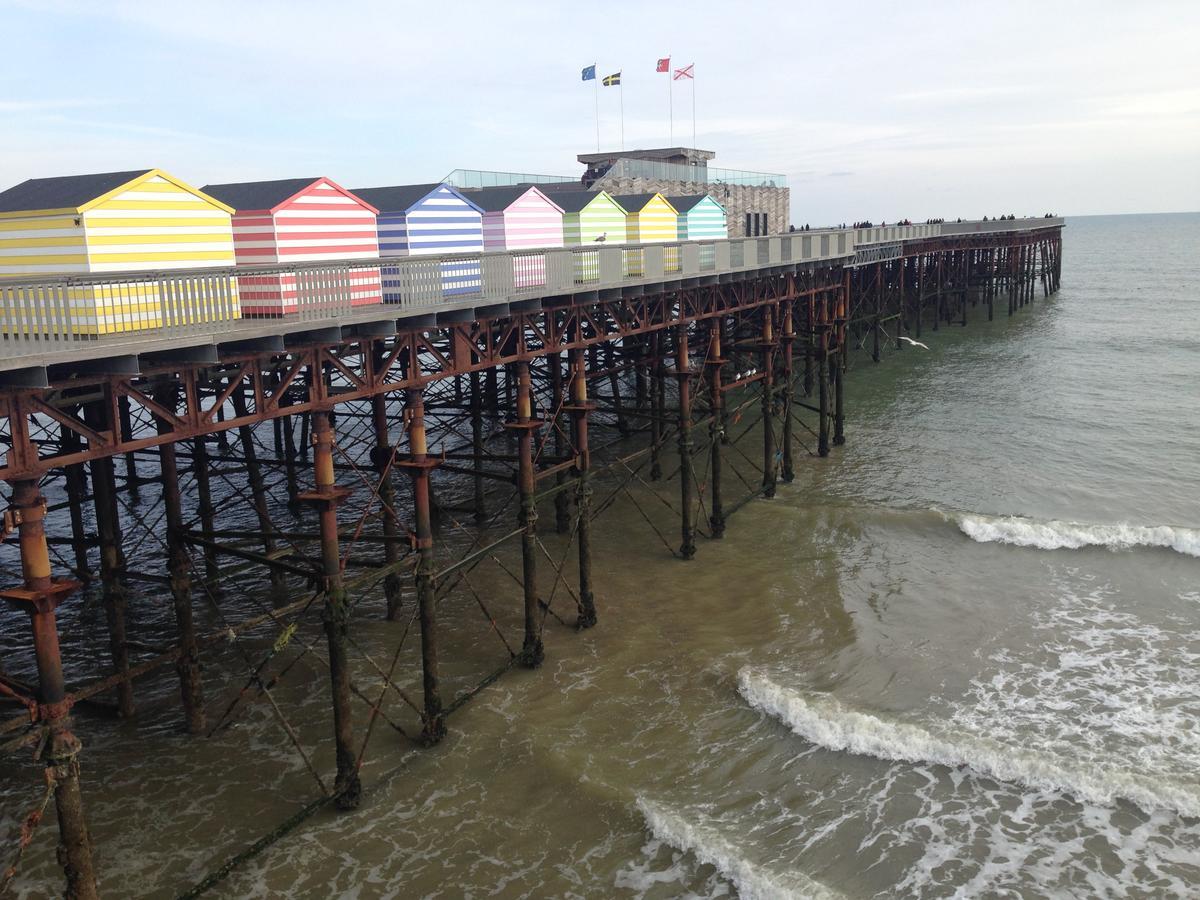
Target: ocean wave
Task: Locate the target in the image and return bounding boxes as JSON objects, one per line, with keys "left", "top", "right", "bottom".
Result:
{"left": 737, "top": 667, "right": 1200, "bottom": 819}
{"left": 635, "top": 797, "right": 845, "bottom": 900}
{"left": 953, "top": 513, "right": 1200, "bottom": 557}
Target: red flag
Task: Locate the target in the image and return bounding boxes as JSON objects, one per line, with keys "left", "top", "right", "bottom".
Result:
{"left": 656, "top": 57, "right": 670, "bottom": 73}
{"left": 674, "top": 64, "right": 694, "bottom": 80}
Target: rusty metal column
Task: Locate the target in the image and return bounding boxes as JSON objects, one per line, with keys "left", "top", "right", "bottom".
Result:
{"left": 833, "top": 280, "right": 847, "bottom": 448}
{"left": 567, "top": 346, "right": 597, "bottom": 628}
{"left": 818, "top": 318, "right": 831, "bottom": 458}
{"left": 933, "top": 252, "right": 943, "bottom": 331}
{"left": 370, "top": 392, "right": 403, "bottom": 620}
{"left": 2, "top": 480, "right": 97, "bottom": 899}
{"left": 230, "top": 389, "right": 283, "bottom": 589}
{"left": 468, "top": 370, "right": 487, "bottom": 525}
{"left": 117, "top": 393, "right": 139, "bottom": 497}
{"left": 872, "top": 263, "right": 882, "bottom": 363}
{"left": 154, "top": 386, "right": 205, "bottom": 734}
{"left": 961, "top": 251, "right": 969, "bottom": 326}
{"left": 191, "top": 436, "right": 220, "bottom": 586}
{"left": 399, "top": 388, "right": 445, "bottom": 744}
{"left": 84, "top": 401, "right": 134, "bottom": 720}
{"left": 896, "top": 257, "right": 906, "bottom": 351}
{"left": 781, "top": 301, "right": 796, "bottom": 483}
{"left": 986, "top": 248, "right": 995, "bottom": 321}
{"left": 706, "top": 319, "right": 726, "bottom": 538}
{"left": 507, "top": 360, "right": 544, "bottom": 667}
{"left": 650, "top": 332, "right": 665, "bottom": 480}
{"left": 549, "top": 352, "right": 571, "bottom": 534}
{"left": 1008, "top": 245, "right": 1017, "bottom": 316}
{"left": 675, "top": 324, "right": 696, "bottom": 560}
{"left": 58, "top": 424, "right": 91, "bottom": 581}
{"left": 300, "top": 410, "right": 361, "bottom": 809}
{"left": 760, "top": 307, "right": 778, "bottom": 498}
{"left": 915, "top": 254, "right": 924, "bottom": 338}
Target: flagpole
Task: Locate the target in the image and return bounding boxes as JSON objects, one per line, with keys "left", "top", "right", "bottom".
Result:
{"left": 594, "top": 70, "right": 600, "bottom": 152}
{"left": 668, "top": 55, "right": 674, "bottom": 146}
{"left": 619, "top": 78, "right": 625, "bottom": 150}
{"left": 692, "top": 71, "right": 696, "bottom": 147}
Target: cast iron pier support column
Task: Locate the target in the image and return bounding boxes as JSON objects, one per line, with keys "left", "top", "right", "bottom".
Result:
{"left": 780, "top": 301, "right": 796, "bottom": 483}
{"left": 675, "top": 324, "right": 696, "bottom": 560}
{"left": 300, "top": 410, "right": 361, "bottom": 809}
{"left": 398, "top": 388, "right": 445, "bottom": 744}
{"left": 507, "top": 359, "right": 544, "bottom": 667}
{"left": 567, "top": 346, "right": 597, "bottom": 628}
{"left": 370, "top": 392, "right": 404, "bottom": 620}
{"left": 84, "top": 401, "right": 134, "bottom": 720}
{"left": 706, "top": 319, "right": 726, "bottom": 538}
{"left": 2, "top": 480, "right": 98, "bottom": 899}
{"left": 154, "top": 387, "right": 205, "bottom": 734}
{"left": 760, "top": 308, "right": 778, "bottom": 497}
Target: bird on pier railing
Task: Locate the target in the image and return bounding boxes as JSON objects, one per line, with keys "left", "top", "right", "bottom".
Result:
{"left": 593, "top": 232, "right": 607, "bottom": 243}
{"left": 899, "top": 336, "right": 931, "bottom": 350}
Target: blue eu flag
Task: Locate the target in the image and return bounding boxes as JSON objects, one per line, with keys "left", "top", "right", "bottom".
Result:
{"left": 581, "top": 64, "right": 596, "bottom": 81}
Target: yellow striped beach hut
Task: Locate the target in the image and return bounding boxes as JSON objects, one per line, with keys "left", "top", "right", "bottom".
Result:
{"left": 0, "top": 169, "right": 240, "bottom": 335}
{"left": 612, "top": 193, "right": 679, "bottom": 243}
{"left": 612, "top": 193, "right": 678, "bottom": 276}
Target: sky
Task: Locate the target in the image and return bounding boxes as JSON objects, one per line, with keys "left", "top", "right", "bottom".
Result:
{"left": 1, "top": 0, "right": 1197, "bottom": 226}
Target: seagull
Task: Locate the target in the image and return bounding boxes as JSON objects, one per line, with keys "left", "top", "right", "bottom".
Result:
{"left": 593, "top": 232, "right": 607, "bottom": 243}
{"left": 899, "top": 336, "right": 931, "bottom": 350}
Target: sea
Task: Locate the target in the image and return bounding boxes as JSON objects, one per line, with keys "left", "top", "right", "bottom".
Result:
{"left": 1, "top": 211, "right": 1198, "bottom": 898}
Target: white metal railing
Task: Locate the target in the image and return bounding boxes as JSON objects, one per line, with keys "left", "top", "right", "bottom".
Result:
{"left": 0, "top": 218, "right": 1063, "bottom": 354}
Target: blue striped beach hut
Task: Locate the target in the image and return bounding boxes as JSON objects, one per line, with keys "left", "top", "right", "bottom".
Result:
{"left": 668, "top": 194, "right": 728, "bottom": 241}
{"left": 352, "top": 182, "right": 484, "bottom": 299}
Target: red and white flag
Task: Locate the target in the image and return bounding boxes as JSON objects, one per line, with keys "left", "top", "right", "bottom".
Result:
{"left": 674, "top": 64, "right": 694, "bottom": 80}
{"left": 656, "top": 57, "right": 670, "bottom": 73}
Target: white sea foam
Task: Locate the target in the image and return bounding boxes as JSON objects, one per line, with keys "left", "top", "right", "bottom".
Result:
{"left": 635, "top": 797, "right": 845, "bottom": 900}
{"left": 954, "top": 513, "right": 1200, "bottom": 557}
{"left": 737, "top": 667, "right": 1200, "bottom": 819}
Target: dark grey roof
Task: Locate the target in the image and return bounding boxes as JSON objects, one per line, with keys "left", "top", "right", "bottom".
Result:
{"left": 0, "top": 169, "right": 152, "bottom": 213}
{"left": 666, "top": 194, "right": 710, "bottom": 213}
{"left": 554, "top": 192, "right": 612, "bottom": 214}
{"left": 462, "top": 186, "right": 531, "bottom": 211}
{"left": 611, "top": 193, "right": 660, "bottom": 212}
{"left": 200, "top": 178, "right": 321, "bottom": 212}
{"left": 350, "top": 183, "right": 445, "bottom": 213}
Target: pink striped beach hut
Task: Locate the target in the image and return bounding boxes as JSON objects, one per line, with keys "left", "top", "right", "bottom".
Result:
{"left": 468, "top": 185, "right": 564, "bottom": 288}
{"left": 201, "top": 176, "right": 382, "bottom": 316}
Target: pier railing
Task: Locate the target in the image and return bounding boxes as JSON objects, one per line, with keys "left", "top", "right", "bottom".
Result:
{"left": 0, "top": 218, "right": 1063, "bottom": 364}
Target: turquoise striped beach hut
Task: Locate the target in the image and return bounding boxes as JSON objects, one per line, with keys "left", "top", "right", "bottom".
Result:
{"left": 668, "top": 194, "right": 728, "bottom": 241}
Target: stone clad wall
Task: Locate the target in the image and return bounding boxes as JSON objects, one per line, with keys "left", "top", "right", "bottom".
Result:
{"left": 590, "top": 174, "right": 790, "bottom": 236}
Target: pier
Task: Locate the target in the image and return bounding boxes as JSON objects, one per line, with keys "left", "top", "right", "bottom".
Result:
{"left": 0, "top": 216, "right": 1063, "bottom": 897}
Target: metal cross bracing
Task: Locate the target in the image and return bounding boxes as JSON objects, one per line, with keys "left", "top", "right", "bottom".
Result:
{"left": 0, "top": 225, "right": 1063, "bottom": 898}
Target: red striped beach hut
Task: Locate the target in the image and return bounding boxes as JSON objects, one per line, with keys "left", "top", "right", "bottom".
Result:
{"left": 201, "top": 177, "right": 382, "bottom": 316}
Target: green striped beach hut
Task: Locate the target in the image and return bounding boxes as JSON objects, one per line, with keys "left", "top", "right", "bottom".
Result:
{"left": 557, "top": 191, "right": 627, "bottom": 282}
{"left": 558, "top": 191, "right": 628, "bottom": 246}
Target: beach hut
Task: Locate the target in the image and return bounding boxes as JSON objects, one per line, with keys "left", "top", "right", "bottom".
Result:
{"left": 201, "top": 177, "right": 382, "bottom": 316}
{"left": 556, "top": 191, "right": 627, "bottom": 282}
{"left": 0, "top": 168, "right": 239, "bottom": 334}
{"left": 669, "top": 194, "right": 728, "bottom": 241}
{"left": 469, "top": 185, "right": 564, "bottom": 289}
{"left": 471, "top": 186, "right": 564, "bottom": 252}
{"left": 351, "top": 183, "right": 484, "bottom": 299}
{"left": 611, "top": 193, "right": 678, "bottom": 243}
{"left": 557, "top": 191, "right": 627, "bottom": 246}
